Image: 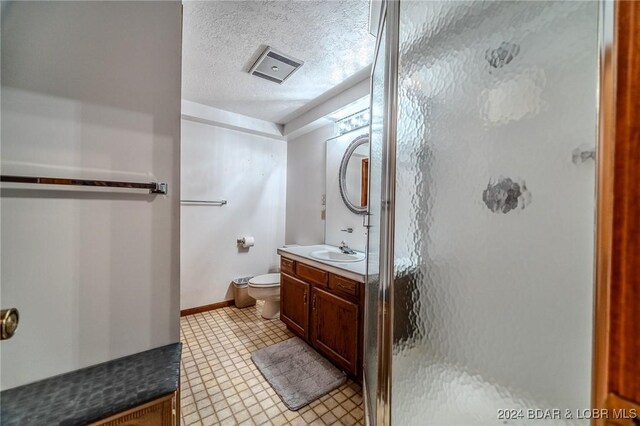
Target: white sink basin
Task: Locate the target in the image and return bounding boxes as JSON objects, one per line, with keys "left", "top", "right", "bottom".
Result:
{"left": 309, "top": 249, "right": 365, "bottom": 263}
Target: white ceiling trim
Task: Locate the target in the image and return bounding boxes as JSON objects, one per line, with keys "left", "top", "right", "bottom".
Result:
{"left": 283, "top": 73, "right": 370, "bottom": 140}
{"left": 181, "top": 100, "right": 285, "bottom": 141}
{"left": 278, "top": 66, "right": 371, "bottom": 124}
{"left": 182, "top": 64, "right": 371, "bottom": 142}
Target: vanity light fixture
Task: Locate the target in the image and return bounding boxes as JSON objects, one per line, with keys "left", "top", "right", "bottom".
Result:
{"left": 336, "top": 108, "right": 370, "bottom": 135}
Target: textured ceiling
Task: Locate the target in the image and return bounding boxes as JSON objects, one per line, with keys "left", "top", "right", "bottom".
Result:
{"left": 182, "top": 0, "right": 375, "bottom": 124}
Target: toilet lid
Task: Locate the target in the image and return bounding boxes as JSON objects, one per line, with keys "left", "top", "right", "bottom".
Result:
{"left": 248, "top": 273, "right": 280, "bottom": 288}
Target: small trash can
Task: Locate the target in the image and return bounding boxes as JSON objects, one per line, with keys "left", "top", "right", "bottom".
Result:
{"left": 232, "top": 276, "right": 256, "bottom": 308}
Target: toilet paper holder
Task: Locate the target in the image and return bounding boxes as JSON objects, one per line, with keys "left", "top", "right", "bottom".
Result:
{"left": 237, "top": 236, "right": 255, "bottom": 248}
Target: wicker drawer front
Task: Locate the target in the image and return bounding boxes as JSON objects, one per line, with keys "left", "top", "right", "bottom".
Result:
{"left": 281, "top": 257, "right": 295, "bottom": 275}
{"left": 90, "top": 393, "right": 176, "bottom": 426}
{"left": 329, "top": 274, "right": 359, "bottom": 298}
{"left": 296, "top": 262, "right": 328, "bottom": 286}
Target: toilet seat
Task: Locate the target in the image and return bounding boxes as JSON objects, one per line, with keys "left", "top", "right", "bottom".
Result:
{"left": 248, "top": 273, "right": 280, "bottom": 288}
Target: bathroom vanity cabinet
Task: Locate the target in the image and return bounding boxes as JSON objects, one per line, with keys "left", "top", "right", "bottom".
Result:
{"left": 279, "top": 256, "right": 363, "bottom": 379}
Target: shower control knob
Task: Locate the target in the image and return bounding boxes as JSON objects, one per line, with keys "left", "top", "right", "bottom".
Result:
{"left": 0, "top": 308, "right": 19, "bottom": 340}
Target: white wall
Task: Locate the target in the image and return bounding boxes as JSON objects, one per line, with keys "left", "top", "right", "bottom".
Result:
{"left": 0, "top": 1, "right": 182, "bottom": 390}
{"left": 181, "top": 118, "right": 286, "bottom": 310}
{"left": 326, "top": 128, "right": 369, "bottom": 252}
{"left": 285, "top": 124, "right": 334, "bottom": 246}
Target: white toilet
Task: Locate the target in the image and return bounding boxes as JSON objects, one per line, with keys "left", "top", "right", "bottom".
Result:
{"left": 247, "top": 273, "right": 280, "bottom": 319}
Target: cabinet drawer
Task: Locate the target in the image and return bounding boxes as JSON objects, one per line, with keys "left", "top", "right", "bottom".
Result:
{"left": 296, "top": 262, "right": 328, "bottom": 286}
{"left": 329, "top": 274, "right": 359, "bottom": 298}
{"left": 281, "top": 257, "right": 295, "bottom": 275}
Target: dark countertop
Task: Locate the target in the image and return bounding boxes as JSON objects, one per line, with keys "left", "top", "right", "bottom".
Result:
{"left": 0, "top": 342, "right": 181, "bottom": 426}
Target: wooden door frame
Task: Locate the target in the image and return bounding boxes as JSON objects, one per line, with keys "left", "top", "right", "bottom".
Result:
{"left": 593, "top": 0, "right": 640, "bottom": 422}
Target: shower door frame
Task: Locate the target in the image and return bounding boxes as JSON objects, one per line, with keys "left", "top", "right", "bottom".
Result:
{"left": 363, "top": 1, "right": 387, "bottom": 424}
{"left": 376, "top": 1, "right": 398, "bottom": 425}
{"left": 364, "top": 0, "right": 399, "bottom": 424}
{"left": 365, "top": 0, "right": 619, "bottom": 425}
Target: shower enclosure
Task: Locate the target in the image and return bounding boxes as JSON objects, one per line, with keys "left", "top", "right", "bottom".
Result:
{"left": 365, "top": 1, "right": 608, "bottom": 424}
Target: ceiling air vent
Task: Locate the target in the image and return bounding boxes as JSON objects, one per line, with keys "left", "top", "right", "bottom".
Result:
{"left": 249, "top": 47, "right": 303, "bottom": 84}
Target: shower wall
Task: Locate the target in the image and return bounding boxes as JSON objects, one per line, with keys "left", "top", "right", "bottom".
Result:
{"left": 390, "top": 1, "right": 598, "bottom": 424}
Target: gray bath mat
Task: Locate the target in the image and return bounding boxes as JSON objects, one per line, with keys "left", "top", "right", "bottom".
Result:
{"left": 251, "top": 337, "right": 347, "bottom": 410}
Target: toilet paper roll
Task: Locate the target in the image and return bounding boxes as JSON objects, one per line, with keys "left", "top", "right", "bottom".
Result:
{"left": 239, "top": 236, "right": 255, "bottom": 248}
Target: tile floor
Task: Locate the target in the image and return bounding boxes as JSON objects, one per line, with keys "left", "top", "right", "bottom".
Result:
{"left": 180, "top": 301, "right": 365, "bottom": 426}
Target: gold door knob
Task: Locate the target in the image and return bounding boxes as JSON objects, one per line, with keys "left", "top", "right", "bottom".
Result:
{"left": 0, "top": 308, "right": 19, "bottom": 340}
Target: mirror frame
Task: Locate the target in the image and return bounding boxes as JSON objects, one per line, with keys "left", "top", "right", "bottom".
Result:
{"left": 339, "top": 133, "right": 370, "bottom": 214}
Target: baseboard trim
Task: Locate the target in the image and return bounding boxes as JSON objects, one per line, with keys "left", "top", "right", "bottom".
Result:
{"left": 180, "top": 300, "right": 235, "bottom": 317}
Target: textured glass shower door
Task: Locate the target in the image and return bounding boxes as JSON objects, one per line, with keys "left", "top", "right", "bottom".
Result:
{"left": 387, "top": 1, "right": 600, "bottom": 425}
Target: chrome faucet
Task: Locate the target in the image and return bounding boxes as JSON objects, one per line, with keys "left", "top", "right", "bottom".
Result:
{"left": 339, "top": 240, "right": 356, "bottom": 255}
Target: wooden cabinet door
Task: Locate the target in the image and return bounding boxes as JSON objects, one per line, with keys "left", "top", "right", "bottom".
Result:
{"left": 280, "top": 273, "right": 309, "bottom": 339}
{"left": 594, "top": 3, "right": 640, "bottom": 423}
{"left": 311, "top": 287, "right": 359, "bottom": 376}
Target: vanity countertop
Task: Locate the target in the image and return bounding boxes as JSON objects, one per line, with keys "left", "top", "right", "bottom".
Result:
{"left": 0, "top": 343, "right": 181, "bottom": 426}
{"left": 277, "top": 244, "right": 366, "bottom": 283}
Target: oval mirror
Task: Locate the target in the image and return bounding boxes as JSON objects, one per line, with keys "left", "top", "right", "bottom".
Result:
{"left": 339, "top": 134, "right": 369, "bottom": 214}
